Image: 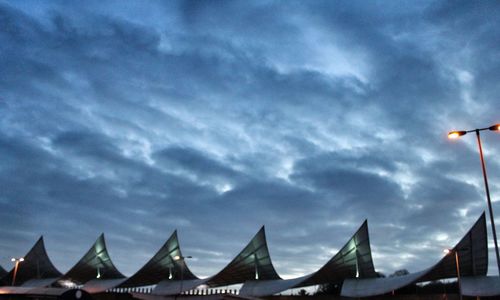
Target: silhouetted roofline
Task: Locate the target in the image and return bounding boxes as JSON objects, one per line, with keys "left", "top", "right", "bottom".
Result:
{"left": 0, "top": 265, "right": 7, "bottom": 281}
{"left": 3, "top": 236, "right": 62, "bottom": 286}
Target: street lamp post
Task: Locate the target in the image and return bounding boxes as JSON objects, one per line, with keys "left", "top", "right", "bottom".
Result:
{"left": 448, "top": 124, "right": 500, "bottom": 274}
{"left": 11, "top": 257, "right": 24, "bottom": 286}
{"left": 444, "top": 249, "right": 465, "bottom": 300}
{"left": 173, "top": 255, "right": 192, "bottom": 296}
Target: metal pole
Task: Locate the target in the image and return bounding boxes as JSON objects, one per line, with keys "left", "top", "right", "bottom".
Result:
{"left": 455, "top": 251, "right": 462, "bottom": 300}
{"left": 12, "top": 261, "right": 19, "bottom": 286}
{"left": 476, "top": 129, "right": 500, "bottom": 274}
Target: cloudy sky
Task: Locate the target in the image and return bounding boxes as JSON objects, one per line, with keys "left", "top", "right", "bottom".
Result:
{"left": 1, "top": 0, "right": 500, "bottom": 280}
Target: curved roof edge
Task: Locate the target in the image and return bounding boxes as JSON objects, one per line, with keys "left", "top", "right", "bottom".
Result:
{"left": 461, "top": 276, "right": 500, "bottom": 296}
{"left": 240, "top": 275, "right": 312, "bottom": 297}
{"left": 0, "top": 286, "right": 92, "bottom": 299}
{"left": 152, "top": 279, "right": 206, "bottom": 295}
{"left": 421, "top": 211, "right": 487, "bottom": 281}
{"left": 240, "top": 219, "right": 376, "bottom": 297}
{"left": 83, "top": 278, "right": 127, "bottom": 294}
{"left": 119, "top": 230, "right": 198, "bottom": 288}
{"left": 3, "top": 236, "right": 62, "bottom": 286}
{"left": 206, "top": 226, "right": 281, "bottom": 287}
{"left": 341, "top": 269, "right": 429, "bottom": 298}
{"left": 21, "top": 278, "right": 61, "bottom": 288}
{"left": 62, "top": 233, "right": 125, "bottom": 284}
{"left": 341, "top": 212, "right": 488, "bottom": 297}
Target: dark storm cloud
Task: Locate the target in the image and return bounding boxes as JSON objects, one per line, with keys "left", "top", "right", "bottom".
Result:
{"left": 1, "top": 0, "right": 500, "bottom": 279}
{"left": 153, "top": 146, "right": 240, "bottom": 182}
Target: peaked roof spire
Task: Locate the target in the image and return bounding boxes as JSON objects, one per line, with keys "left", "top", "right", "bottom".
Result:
{"left": 240, "top": 220, "right": 377, "bottom": 297}
{"left": 341, "top": 212, "right": 488, "bottom": 298}
{"left": 63, "top": 233, "right": 125, "bottom": 284}
{"left": 303, "top": 219, "right": 376, "bottom": 285}
{"left": 3, "top": 236, "right": 62, "bottom": 286}
{"left": 206, "top": 226, "right": 280, "bottom": 287}
{"left": 422, "top": 212, "right": 488, "bottom": 281}
{"left": 120, "top": 230, "right": 198, "bottom": 287}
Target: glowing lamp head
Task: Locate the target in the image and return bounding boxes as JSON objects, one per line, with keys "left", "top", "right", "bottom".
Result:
{"left": 443, "top": 249, "right": 452, "bottom": 255}
{"left": 489, "top": 124, "right": 500, "bottom": 131}
{"left": 448, "top": 131, "right": 467, "bottom": 139}
{"left": 11, "top": 257, "right": 24, "bottom": 262}
{"left": 173, "top": 255, "right": 191, "bottom": 261}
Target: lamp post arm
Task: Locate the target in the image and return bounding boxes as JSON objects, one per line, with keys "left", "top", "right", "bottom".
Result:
{"left": 476, "top": 130, "right": 500, "bottom": 274}
{"left": 467, "top": 126, "right": 493, "bottom": 133}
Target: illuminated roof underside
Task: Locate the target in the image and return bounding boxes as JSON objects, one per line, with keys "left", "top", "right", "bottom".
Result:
{"left": 240, "top": 220, "right": 376, "bottom": 297}
{"left": 153, "top": 226, "right": 280, "bottom": 295}
{"left": 120, "top": 230, "right": 197, "bottom": 288}
{"left": 62, "top": 234, "right": 125, "bottom": 285}
{"left": 303, "top": 219, "right": 376, "bottom": 285}
{"left": 3, "top": 236, "right": 62, "bottom": 287}
{"left": 341, "top": 212, "right": 488, "bottom": 297}
{"left": 205, "top": 225, "right": 281, "bottom": 287}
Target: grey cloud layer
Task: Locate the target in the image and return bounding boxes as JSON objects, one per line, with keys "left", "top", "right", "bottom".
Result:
{"left": 1, "top": 0, "right": 500, "bottom": 278}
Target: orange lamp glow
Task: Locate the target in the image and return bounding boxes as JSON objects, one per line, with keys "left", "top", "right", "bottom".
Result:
{"left": 448, "top": 131, "right": 467, "bottom": 139}
{"left": 489, "top": 124, "right": 500, "bottom": 131}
